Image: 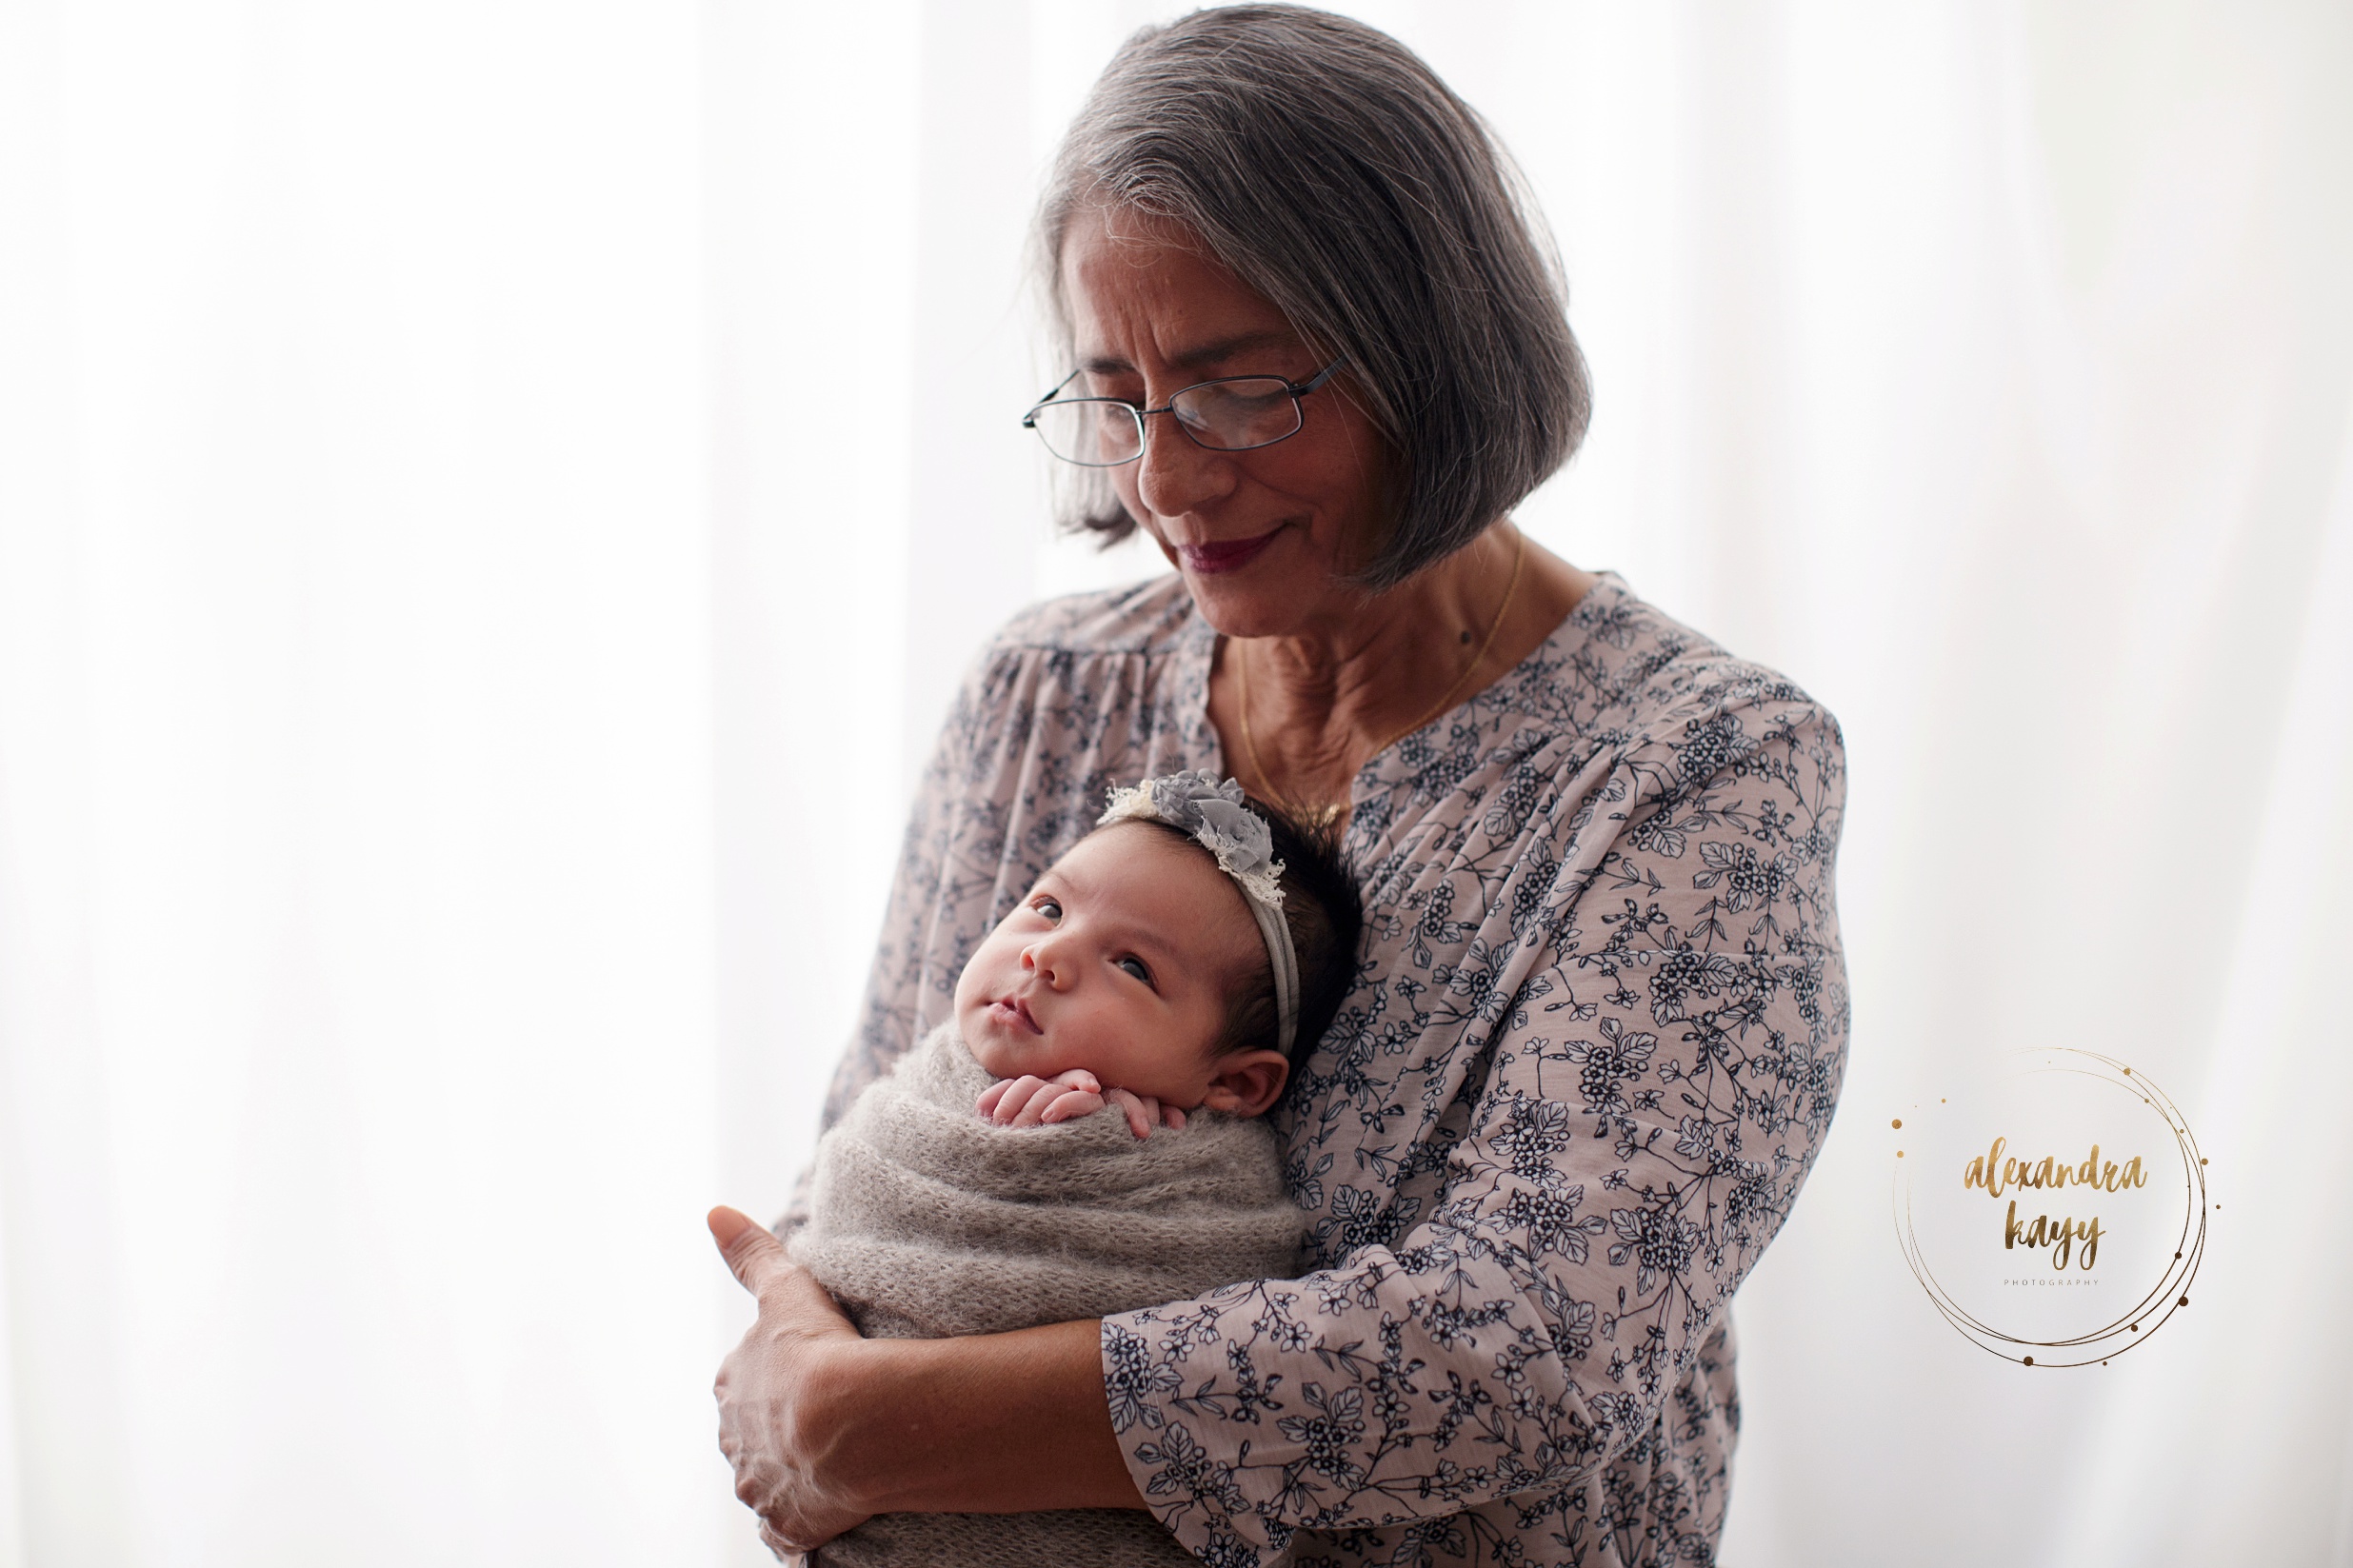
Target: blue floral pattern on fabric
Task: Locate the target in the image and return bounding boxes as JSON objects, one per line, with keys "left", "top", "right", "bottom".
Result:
{"left": 804, "top": 572, "right": 1848, "bottom": 1566}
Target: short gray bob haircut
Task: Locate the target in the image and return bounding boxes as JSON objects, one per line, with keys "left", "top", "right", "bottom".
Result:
{"left": 1036, "top": 4, "right": 1590, "bottom": 589}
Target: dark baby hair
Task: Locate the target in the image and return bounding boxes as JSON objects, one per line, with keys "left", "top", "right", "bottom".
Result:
{"left": 1120, "top": 795, "right": 1365, "bottom": 1069}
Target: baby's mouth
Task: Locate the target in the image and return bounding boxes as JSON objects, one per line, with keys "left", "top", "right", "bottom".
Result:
{"left": 995, "top": 997, "right": 1043, "bottom": 1035}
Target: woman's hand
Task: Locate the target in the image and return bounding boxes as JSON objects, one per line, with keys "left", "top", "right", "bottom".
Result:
{"left": 708, "top": 1206, "right": 874, "bottom": 1559}
{"left": 710, "top": 1207, "right": 1149, "bottom": 1530}
{"left": 977, "top": 1070, "right": 1187, "bottom": 1138}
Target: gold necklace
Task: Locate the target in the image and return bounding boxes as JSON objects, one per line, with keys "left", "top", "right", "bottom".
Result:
{"left": 1235, "top": 527, "right": 1526, "bottom": 831}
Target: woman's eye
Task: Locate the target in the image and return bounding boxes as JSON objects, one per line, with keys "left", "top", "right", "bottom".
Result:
{"left": 1116, "top": 955, "right": 1153, "bottom": 986}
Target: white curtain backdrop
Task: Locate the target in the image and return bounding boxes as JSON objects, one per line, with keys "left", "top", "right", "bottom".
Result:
{"left": 4, "top": 3, "right": 2348, "bottom": 1564}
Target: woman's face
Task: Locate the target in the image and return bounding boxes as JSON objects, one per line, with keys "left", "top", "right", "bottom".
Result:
{"left": 1057, "top": 205, "right": 1394, "bottom": 638}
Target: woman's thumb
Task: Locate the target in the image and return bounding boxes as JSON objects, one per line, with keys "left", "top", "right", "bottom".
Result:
{"left": 707, "top": 1205, "right": 788, "bottom": 1292}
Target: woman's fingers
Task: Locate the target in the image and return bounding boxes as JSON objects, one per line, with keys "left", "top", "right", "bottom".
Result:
{"left": 708, "top": 1210, "right": 862, "bottom": 1359}
{"left": 708, "top": 1206, "right": 793, "bottom": 1298}
{"left": 755, "top": 1518, "right": 807, "bottom": 1564}
{"left": 709, "top": 1203, "right": 871, "bottom": 1556}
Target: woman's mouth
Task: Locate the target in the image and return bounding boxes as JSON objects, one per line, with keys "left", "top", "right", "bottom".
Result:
{"left": 1177, "top": 527, "right": 1283, "bottom": 575}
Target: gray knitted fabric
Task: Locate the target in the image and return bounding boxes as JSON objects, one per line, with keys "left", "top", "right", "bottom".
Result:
{"left": 790, "top": 1021, "right": 1306, "bottom": 1567}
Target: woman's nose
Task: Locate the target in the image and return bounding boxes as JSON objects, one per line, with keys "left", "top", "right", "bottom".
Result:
{"left": 1133, "top": 414, "right": 1237, "bottom": 521}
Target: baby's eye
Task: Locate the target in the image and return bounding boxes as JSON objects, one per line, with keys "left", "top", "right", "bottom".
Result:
{"left": 1116, "top": 955, "right": 1154, "bottom": 987}
{"left": 1029, "top": 895, "right": 1062, "bottom": 921}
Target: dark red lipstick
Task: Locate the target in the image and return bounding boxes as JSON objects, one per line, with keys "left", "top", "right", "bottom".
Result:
{"left": 1178, "top": 527, "right": 1282, "bottom": 575}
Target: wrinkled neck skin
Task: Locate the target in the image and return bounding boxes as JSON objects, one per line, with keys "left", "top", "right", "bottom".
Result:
{"left": 1207, "top": 522, "right": 1595, "bottom": 807}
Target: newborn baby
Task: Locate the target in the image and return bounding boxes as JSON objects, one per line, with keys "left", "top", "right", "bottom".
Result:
{"left": 789, "top": 772, "right": 1362, "bottom": 1568}
{"left": 961, "top": 780, "right": 1345, "bottom": 1139}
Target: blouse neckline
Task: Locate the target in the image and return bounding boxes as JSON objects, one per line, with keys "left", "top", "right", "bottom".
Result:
{"left": 1168, "top": 568, "right": 1631, "bottom": 812}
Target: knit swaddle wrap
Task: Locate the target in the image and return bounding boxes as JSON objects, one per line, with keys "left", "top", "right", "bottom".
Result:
{"left": 789, "top": 1021, "right": 1307, "bottom": 1567}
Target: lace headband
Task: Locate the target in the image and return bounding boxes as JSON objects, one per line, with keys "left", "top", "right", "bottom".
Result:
{"left": 1098, "top": 771, "right": 1300, "bottom": 1056}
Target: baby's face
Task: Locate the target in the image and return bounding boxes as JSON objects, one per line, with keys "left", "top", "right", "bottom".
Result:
{"left": 955, "top": 823, "right": 1266, "bottom": 1107}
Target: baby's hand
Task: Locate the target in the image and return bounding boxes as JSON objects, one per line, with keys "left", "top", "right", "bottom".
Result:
{"left": 1103, "top": 1087, "right": 1186, "bottom": 1140}
{"left": 978, "top": 1069, "right": 1104, "bottom": 1127}
{"left": 973, "top": 1072, "right": 1189, "bottom": 1139}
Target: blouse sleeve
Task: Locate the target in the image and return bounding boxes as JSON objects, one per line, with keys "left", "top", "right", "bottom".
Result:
{"left": 1100, "top": 687, "right": 1849, "bottom": 1564}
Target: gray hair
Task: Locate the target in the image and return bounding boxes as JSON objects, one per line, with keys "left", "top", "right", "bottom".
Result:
{"left": 1034, "top": 4, "right": 1590, "bottom": 588}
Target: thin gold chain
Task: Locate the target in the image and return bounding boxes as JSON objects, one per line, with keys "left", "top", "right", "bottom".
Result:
{"left": 1236, "top": 527, "right": 1526, "bottom": 829}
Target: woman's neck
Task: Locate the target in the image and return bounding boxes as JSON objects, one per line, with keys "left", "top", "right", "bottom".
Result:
{"left": 1208, "top": 524, "right": 1595, "bottom": 819}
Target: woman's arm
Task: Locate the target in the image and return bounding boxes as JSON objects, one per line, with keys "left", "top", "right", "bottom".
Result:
{"left": 1095, "top": 692, "right": 1851, "bottom": 1562}
{"left": 709, "top": 1208, "right": 1140, "bottom": 1553}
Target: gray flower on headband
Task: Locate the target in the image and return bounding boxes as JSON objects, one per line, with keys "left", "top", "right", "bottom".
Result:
{"left": 1101, "top": 769, "right": 1285, "bottom": 907}
{"left": 1099, "top": 770, "right": 1300, "bottom": 1053}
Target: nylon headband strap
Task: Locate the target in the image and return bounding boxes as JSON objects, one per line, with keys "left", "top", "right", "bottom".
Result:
{"left": 1244, "top": 886, "right": 1301, "bottom": 1058}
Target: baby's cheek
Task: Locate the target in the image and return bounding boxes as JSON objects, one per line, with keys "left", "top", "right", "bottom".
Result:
{"left": 949, "top": 949, "right": 987, "bottom": 1015}
{"left": 967, "top": 1034, "right": 1017, "bottom": 1079}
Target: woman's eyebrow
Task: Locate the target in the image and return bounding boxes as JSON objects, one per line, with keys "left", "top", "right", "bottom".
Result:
{"left": 1081, "top": 328, "right": 1299, "bottom": 378}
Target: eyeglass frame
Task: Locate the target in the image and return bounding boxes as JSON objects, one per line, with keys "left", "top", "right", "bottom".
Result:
{"left": 1020, "top": 355, "right": 1349, "bottom": 466}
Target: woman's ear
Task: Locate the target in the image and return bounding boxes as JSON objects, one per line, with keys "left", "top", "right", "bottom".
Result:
{"left": 1198, "top": 1049, "right": 1290, "bottom": 1118}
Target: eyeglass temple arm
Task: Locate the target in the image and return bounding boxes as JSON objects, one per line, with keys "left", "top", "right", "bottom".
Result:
{"left": 1291, "top": 355, "right": 1347, "bottom": 395}
{"left": 1027, "top": 368, "right": 1086, "bottom": 413}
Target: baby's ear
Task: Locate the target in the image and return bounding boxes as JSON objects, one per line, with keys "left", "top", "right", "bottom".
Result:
{"left": 1199, "top": 1049, "right": 1290, "bottom": 1118}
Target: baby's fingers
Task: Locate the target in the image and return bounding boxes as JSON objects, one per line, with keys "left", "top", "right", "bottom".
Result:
{"left": 1038, "top": 1088, "right": 1106, "bottom": 1123}
{"left": 1103, "top": 1087, "right": 1154, "bottom": 1139}
{"left": 976, "top": 1080, "right": 1013, "bottom": 1118}
{"left": 983, "top": 1076, "right": 1051, "bottom": 1124}
{"left": 1009, "top": 1078, "right": 1078, "bottom": 1127}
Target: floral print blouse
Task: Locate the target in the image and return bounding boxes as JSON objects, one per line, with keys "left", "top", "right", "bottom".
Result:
{"left": 811, "top": 571, "right": 1848, "bottom": 1567}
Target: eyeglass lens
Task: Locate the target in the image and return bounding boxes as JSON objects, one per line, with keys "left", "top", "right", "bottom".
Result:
{"left": 1029, "top": 378, "right": 1305, "bottom": 466}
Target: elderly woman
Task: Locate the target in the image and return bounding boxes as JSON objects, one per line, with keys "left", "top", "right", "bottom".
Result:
{"left": 709, "top": 7, "right": 1847, "bottom": 1565}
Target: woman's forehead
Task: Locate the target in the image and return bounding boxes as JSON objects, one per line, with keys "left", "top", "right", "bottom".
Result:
{"left": 1059, "top": 208, "right": 1300, "bottom": 369}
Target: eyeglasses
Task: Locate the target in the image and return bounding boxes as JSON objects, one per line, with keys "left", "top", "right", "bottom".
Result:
{"left": 1021, "top": 356, "right": 1347, "bottom": 466}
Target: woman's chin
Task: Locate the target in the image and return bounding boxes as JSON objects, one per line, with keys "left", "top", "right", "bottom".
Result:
{"left": 1182, "top": 564, "right": 1329, "bottom": 638}
{"left": 1173, "top": 529, "right": 1374, "bottom": 638}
